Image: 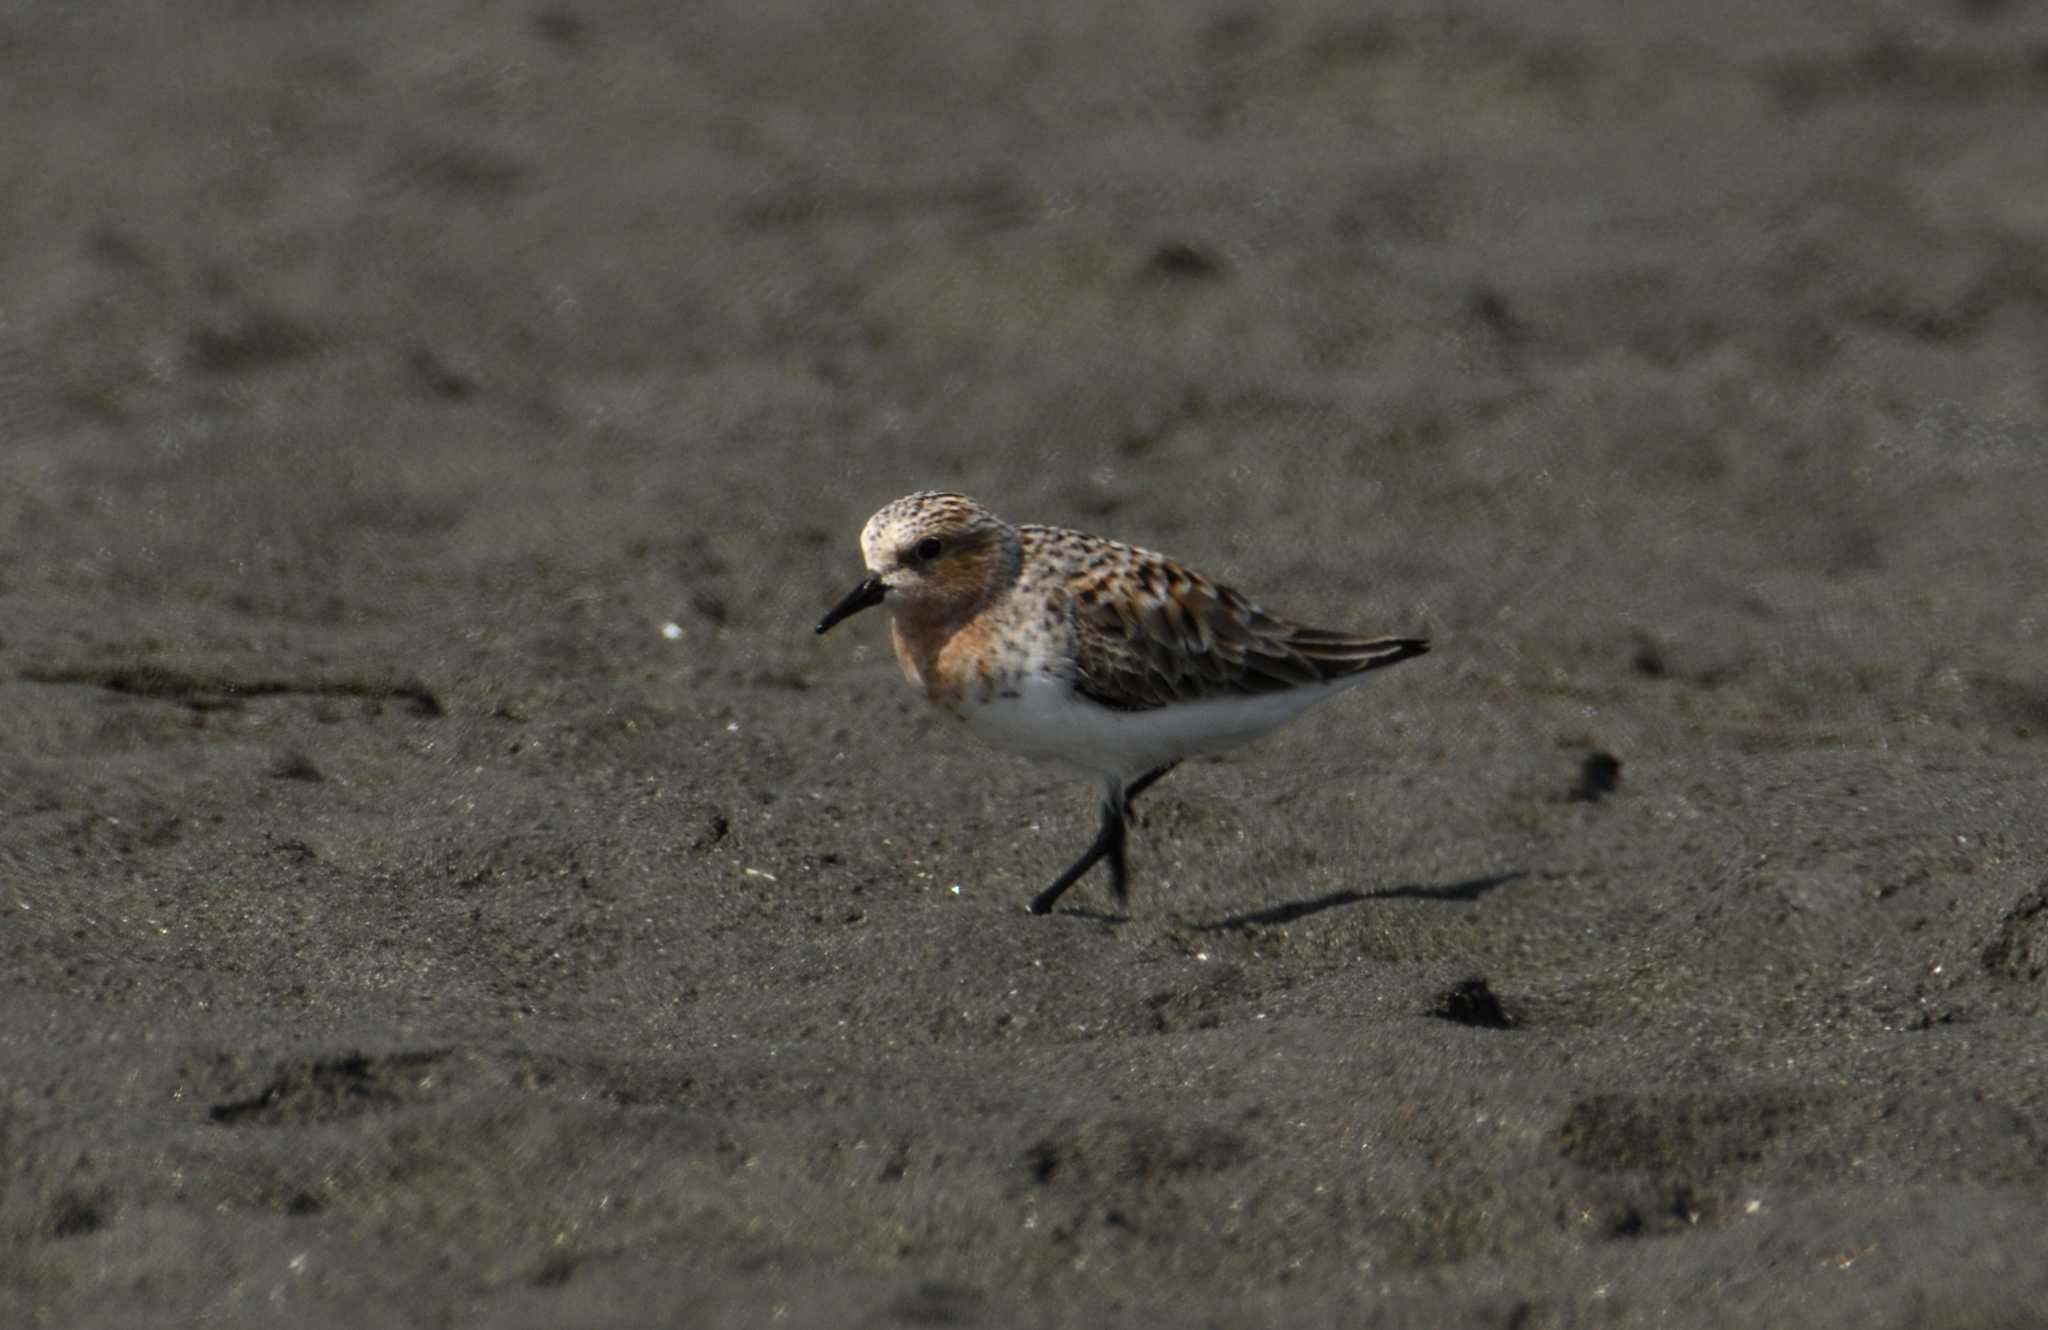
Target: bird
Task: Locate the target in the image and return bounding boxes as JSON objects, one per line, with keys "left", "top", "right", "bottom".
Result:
{"left": 815, "top": 491, "right": 1428, "bottom": 914}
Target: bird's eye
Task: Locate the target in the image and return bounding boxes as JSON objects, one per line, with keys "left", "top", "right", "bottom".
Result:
{"left": 913, "top": 536, "right": 943, "bottom": 561}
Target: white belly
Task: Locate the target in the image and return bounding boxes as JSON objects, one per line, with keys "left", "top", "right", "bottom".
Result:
{"left": 955, "top": 669, "right": 1367, "bottom": 786}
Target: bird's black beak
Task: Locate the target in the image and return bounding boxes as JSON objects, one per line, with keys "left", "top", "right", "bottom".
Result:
{"left": 815, "top": 573, "right": 887, "bottom": 635}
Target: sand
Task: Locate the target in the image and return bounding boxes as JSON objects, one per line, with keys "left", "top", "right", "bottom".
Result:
{"left": 4, "top": 2, "right": 2047, "bottom": 1325}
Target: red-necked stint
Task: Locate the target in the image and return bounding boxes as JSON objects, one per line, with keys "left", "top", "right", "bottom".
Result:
{"left": 817, "top": 491, "right": 1428, "bottom": 915}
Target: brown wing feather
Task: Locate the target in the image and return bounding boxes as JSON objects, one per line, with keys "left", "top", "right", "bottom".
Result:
{"left": 1065, "top": 550, "right": 1427, "bottom": 712}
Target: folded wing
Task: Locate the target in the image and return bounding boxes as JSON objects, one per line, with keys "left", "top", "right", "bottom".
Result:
{"left": 1068, "top": 555, "right": 1427, "bottom": 712}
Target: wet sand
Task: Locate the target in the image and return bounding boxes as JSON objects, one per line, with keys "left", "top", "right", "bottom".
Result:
{"left": 4, "top": 2, "right": 2048, "bottom": 1325}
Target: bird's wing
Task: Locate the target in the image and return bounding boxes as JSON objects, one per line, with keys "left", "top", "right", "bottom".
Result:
{"left": 1057, "top": 542, "right": 1427, "bottom": 712}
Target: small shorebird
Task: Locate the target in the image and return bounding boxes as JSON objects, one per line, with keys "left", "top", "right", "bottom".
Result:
{"left": 815, "top": 491, "right": 1428, "bottom": 914}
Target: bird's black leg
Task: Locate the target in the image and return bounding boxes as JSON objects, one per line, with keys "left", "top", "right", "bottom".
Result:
{"left": 1123, "top": 761, "right": 1180, "bottom": 806}
{"left": 1028, "top": 798, "right": 1123, "bottom": 915}
{"left": 1105, "top": 762, "right": 1178, "bottom": 905}
{"left": 1104, "top": 800, "right": 1131, "bottom": 905}
{"left": 1026, "top": 763, "right": 1179, "bottom": 916}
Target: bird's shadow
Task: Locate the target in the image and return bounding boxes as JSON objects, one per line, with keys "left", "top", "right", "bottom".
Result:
{"left": 1191, "top": 870, "right": 1529, "bottom": 933}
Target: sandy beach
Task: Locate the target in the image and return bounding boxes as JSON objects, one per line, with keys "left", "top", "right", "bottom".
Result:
{"left": 4, "top": 2, "right": 2047, "bottom": 1325}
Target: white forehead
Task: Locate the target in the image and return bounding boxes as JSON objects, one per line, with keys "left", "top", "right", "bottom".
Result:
{"left": 858, "top": 518, "right": 889, "bottom": 566}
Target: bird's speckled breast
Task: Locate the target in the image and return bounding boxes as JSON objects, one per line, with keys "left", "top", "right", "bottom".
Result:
{"left": 891, "top": 593, "right": 1068, "bottom": 721}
